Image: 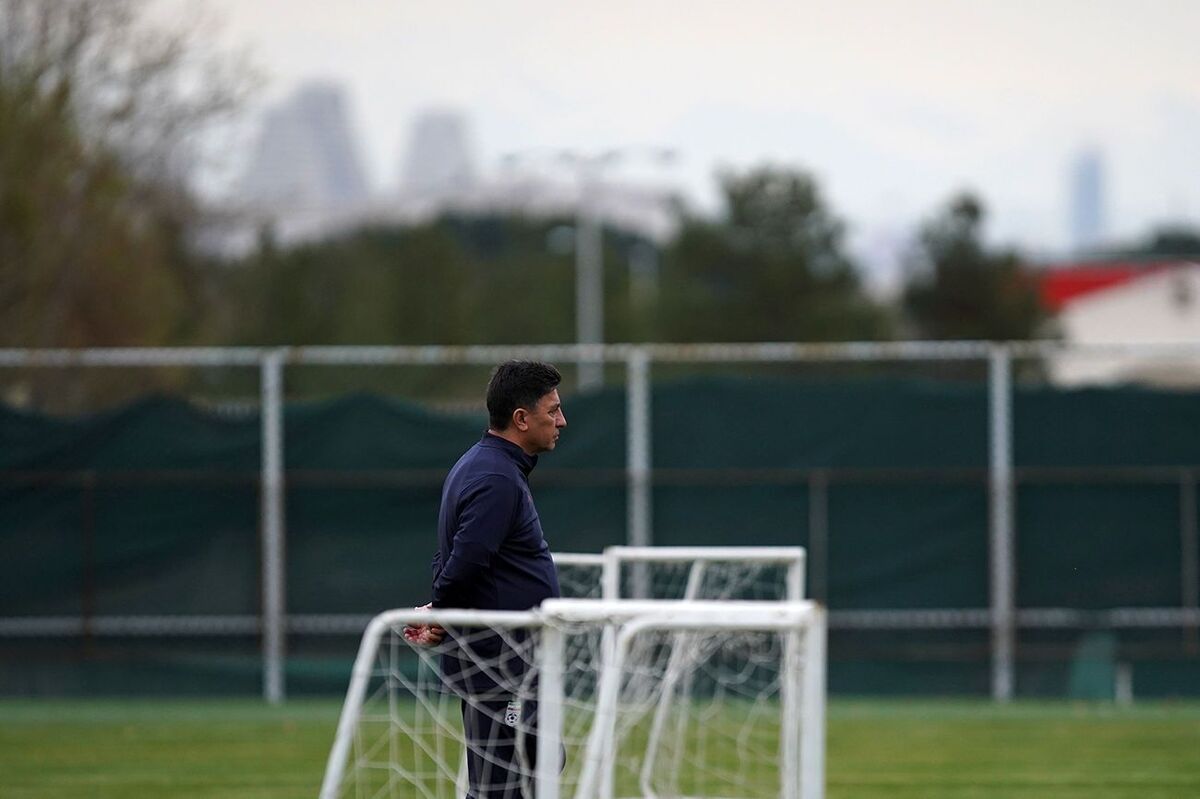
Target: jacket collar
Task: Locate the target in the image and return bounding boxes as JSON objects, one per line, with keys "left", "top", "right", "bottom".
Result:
{"left": 479, "top": 432, "right": 538, "bottom": 476}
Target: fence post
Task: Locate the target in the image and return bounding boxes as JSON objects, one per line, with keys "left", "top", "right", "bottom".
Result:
{"left": 989, "top": 344, "right": 1015, "bottom": 702}
{"left": 808, "top": 470, "right": 829, "bottom": 604}
{"left": 1182, "top": 469, "right": 1198, "bottom": 654}
{"left": 261, "top": 348, "right": 287, "bottom": 704}
{"left": 626, "top": 348, "right": 652, "bottom": 548}
{"left": 81, "top": 470, "right": 97, "bottom": 655}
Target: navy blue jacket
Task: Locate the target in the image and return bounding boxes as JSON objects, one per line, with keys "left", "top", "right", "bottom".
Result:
{"left": 431, "top": 433, "right": 560, "bottom": 611}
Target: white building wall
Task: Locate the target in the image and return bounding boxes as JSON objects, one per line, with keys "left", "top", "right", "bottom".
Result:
{"left": 1050, "top": 264, "right": 1200, "bottom": 386}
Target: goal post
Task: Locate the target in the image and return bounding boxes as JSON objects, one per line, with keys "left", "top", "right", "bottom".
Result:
{"left": 319, "top": 599, "right": 826, "bottom": 799}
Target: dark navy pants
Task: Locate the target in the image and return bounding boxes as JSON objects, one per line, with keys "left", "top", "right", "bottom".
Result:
{"left": 460, "top": 697, "right": 539, "bottom": 799}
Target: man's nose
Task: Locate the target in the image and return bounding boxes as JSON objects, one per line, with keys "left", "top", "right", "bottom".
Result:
{"left": 557, "top": 412, "right": 567, "bottom": 427}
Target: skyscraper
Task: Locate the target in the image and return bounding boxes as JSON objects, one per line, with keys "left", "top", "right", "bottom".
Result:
{"left": 1069, "top": 148, "right": 1106, "bottom": 254}
{"left": 242, "top": 82, "right": 369, "bottom": 210}
{"left": 399, "top": 111, "right": 476, "bottom": 197}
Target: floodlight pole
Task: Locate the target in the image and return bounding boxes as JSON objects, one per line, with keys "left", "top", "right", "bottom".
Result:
{"left": 576, "top": 163, "right": 605, "bottom": 392}
{"left": 503, "top": 147, "right": 675, "bottom": 393}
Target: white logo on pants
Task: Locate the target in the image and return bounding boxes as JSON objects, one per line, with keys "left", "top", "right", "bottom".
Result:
{"left": 504, "top": 699, "right": 521, "bottom": 727}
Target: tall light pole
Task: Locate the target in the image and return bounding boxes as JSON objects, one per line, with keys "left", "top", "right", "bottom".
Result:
{"left": 573, "top": 155, "right": 606, "bottom": 391}
{"left": 503, "top": 147, "right": 676, "bottom": 392}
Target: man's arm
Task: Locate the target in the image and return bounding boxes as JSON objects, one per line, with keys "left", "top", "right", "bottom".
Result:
{"left": 403, "top": 553, "right": 448, "bottom": 646}
{"left": 431, "top": 474, "right": 518, "bottom": 608}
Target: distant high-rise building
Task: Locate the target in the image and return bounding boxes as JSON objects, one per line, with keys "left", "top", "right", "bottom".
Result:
{"left": 1069, "top": 148, "right": 1106, "bottom": 253}
{"left": 242, "top": 82, "right": 369, "bottom": 210}
{"left": 399, "top": 111, "right": 476, "bottom": 196}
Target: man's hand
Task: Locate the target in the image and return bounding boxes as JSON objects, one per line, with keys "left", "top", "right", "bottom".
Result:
{"left": 403, "top": 602, "right": 445, "bottom": 646}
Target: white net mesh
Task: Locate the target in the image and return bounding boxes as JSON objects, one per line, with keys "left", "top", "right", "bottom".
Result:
{"left": 325, "top": 603, "right": 821, "bottom": 799}
{"left": 552, "top": 554, "right": 605, "bottom": 600}
{"left": 555, "top": 548, "right": 805, "bottom": 603}
{"left": 607, "top": 549, "right": 804, "bottom": 602}
{"left": 342, "top": 620, "right": 545, "bottom": 799}
{"left": 582, "top": 625, "right": 802, "bottom": 799}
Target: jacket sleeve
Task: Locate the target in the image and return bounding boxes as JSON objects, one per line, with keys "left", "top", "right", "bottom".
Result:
{"left": 431, "top": 474, "right": 519, "bottom": 608}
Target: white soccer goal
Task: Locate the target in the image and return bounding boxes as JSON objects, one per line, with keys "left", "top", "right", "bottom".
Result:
{"left": 553, "top": 546, "right": 806, "bottom": 603}
{"left": 319, "top": 599, "right": 826, "bottom": 799}
{"left": 552, "top": 553, "right": 606, "bottom": 599}
{"left": 600, "top": 546, "right": 806, "bottom": 603}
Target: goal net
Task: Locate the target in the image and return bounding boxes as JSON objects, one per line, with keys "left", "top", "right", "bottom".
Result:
{"left": 320, "top": 600, "right": 825, "bottom": 799}
{"left": 553, "top": 553, "right": 606, "bottom": 600}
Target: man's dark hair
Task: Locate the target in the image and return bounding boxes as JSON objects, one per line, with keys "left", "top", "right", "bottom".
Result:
{"left": 487, "top": 360, "right": 562, "bottom": 430}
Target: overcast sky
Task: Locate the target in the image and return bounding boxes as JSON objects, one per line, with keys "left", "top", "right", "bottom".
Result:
{"left": 166, "top": 0, "right": 1200, "bottom": 284}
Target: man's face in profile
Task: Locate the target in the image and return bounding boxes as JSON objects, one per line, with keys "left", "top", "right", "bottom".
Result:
{"left": 524, "top": 389, "right": 566, "bottom": 453}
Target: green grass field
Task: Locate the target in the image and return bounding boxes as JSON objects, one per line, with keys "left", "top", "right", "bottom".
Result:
{"left": 1, "top": 699, "right": 1198, "bottom": 798}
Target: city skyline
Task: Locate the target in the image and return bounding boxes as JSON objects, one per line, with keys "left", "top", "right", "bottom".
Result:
{"left": 231, "top": 86, "right": 680, "bottom": 253}
{"left": 170, "top": 0, "right": 1200, "bottom": 285}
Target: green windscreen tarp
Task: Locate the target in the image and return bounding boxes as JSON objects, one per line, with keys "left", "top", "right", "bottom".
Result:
{"left": 1, "top": 377, "right": 1197, "bottom": 697}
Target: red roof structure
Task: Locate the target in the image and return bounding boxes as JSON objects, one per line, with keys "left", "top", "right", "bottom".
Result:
{"left": 1038, "top": 260, "right": 1187, "bottom": 313}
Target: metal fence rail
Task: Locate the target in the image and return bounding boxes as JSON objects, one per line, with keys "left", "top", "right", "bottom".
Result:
{"left": 5, "top": 607, "right": 1199, "bottom": 638}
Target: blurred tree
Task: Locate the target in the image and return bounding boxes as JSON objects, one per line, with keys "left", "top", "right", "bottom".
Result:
{"left": 656, "top": 166, "right": 890, "bottom": 341}
{"left": 902, "top": 193, "right": 1046, "bottom": 340}
{"left": 439, "top": 215, "right": 577, "bottom": 344}
{"left": 224, "top": 215, "right": 580, "bottom": 397}
{"left": 234, "top": 224, "right": 481, "bottom": 347}
{"left": 221, "top": 168, "right": 892, "bottom": 396}
{"left": 0, "top": 0, "right": 249, "bottom": 407}
{"left": 1133, "top": 226, "right": 1200, "bottom": 258}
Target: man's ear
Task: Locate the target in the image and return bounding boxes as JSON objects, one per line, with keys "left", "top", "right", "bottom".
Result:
{"left": 512, "top": 407, "right": 529, "bottom": 431}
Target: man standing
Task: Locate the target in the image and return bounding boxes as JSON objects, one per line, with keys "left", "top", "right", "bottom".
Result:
{"left": 405, "top": 360, "right": 567, "bottom": 799}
